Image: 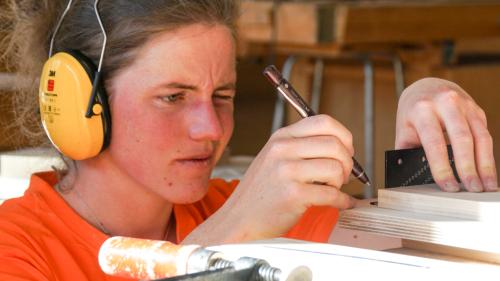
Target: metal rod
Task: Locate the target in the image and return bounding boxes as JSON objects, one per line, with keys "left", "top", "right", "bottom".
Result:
{"left": 310, "top": 59, "right": 324, "bottom": 113}
{"left": 363, "top": 57, "right": 375, "bottom": 198}
{"left": 393, "top": 55, "right": 405, "bottom": 99}
{"left": 49, "top": 0, "right": 73, "bottom": 57}
{"left": 94, "top": 0, "right": 107, "bottom": 72}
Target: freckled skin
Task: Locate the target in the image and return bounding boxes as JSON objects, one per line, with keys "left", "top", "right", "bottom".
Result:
{"left": 102, "top": 24, "right": 236, "bottom": 204}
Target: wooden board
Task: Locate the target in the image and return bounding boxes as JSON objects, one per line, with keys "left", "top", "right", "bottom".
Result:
{"left": 339, "top": 205, "right": 500, "bottom": 254}
{"left": 339, "top": 181, "right": 500, "bottom": 256}
{"left": 378, "top": 185, "right": 500, "bottom": 222}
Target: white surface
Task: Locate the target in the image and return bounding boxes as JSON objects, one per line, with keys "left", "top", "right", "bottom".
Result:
{"left": 0, "top": 177, "right": 30, "bottom": 202}
{"left": 0, "top": 148, "right": 62, "bottom": 202}
{"left": 209, "top": 238, "right": 500, "bottom": 281}
{"left": 0, "top": 147, "right": 63, "bottom": 178}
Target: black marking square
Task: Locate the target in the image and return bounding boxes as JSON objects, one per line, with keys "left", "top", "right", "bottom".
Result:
{"left": 385, "top": 145, "right": 460, "bottom": 188}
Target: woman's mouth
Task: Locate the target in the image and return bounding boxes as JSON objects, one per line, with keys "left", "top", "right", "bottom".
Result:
{"left": 176, "top": 153, "right": 214, "bottom": 167}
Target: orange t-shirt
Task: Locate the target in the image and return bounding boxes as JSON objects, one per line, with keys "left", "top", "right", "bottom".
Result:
{"left": 0, "top": 172, "right": 338, "bottom": 280}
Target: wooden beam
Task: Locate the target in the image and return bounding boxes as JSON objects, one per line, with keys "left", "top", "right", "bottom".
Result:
{"left": 0, "top": 72, "right": 17, "bottom": 92}
{"left": 238, "top": 2, "right": 500, "bottom": 46}
{"left": 238, "top": 1, "right": 274, "bottom": 43}
{"left": 0, "top": 72, "right": 33, "bottom": 92}
{"left": 336, "top": 3, "right": 500, "bottom": 45}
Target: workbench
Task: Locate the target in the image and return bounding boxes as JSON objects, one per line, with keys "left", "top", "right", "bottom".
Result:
{"left": 209, "top": 237, "right": 500, "bottom": 280}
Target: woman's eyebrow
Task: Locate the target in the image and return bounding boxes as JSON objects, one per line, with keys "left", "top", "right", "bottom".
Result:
{"left": 158, "top": 82, "right": 235, "bottom": 91}
{"left": 159, "top": 82, "right": 197, "bottom": 90}
{"left": 215, "top": 82, "right": 236, "bottom": 91}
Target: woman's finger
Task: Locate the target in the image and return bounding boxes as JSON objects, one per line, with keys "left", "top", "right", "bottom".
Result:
{"left": 300, "top": 183, "right": 355, "bottom": 210}
{"left": 466, "top": 108, "right": 498, "bottom": 191}
{"left": 281, "top": 158, "right": 350, "bottom": 188}
{"left": 411, "top": 101, "right": 459, "bottom": 192}
{"left": 436, "top": 96, "right": 483, "bottom": 192}
{"left": 269, "top": 135, "right": 353, "bottom": 182}
{"left": 277, "top": 115, "right": 354, "bottom": 155}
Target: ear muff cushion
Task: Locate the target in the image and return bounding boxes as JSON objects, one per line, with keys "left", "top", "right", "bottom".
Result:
{"left": 65, "top": 49, "right": 112, "bottom": 150}
{"left": 39, "top": 51, "right": 111, "bottom": 160}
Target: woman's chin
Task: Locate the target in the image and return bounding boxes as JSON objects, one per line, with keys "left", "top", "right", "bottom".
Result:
{"left": 161, "top": 179, "right": 210, "bottom": 204}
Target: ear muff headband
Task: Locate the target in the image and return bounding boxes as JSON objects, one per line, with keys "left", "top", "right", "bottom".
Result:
{"left": 39, "top": 0, "right": 111, "bottom": 160}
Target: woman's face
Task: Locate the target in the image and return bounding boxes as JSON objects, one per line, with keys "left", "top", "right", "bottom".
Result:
{"left": 105, "top": 24, "right": 236, "bottom": 203}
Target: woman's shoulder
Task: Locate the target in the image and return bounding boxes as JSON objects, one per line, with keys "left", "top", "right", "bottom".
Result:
{"left": 0, "top": 172, "right": 107, "bottom": 280}
{"left": 0, "top": 175, "right": 55, "bottom": 245}
{"left": 0, "top": 188, "right": 54, "bottom": 278}
{"left": 0, "top": 171, "right": 77, "bottom": 248}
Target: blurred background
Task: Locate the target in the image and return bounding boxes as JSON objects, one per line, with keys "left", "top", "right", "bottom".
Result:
{"left": 1, "top": 0, "right": 499, "bottom": 200}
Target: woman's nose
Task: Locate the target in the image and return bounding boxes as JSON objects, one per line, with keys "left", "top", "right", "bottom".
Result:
{"left": 187, "top": 102, "right": 224, "bottom": 141}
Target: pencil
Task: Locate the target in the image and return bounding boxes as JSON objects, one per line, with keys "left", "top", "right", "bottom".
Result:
{"left": 263, "top": 65, "right": 371, "bottom": 186}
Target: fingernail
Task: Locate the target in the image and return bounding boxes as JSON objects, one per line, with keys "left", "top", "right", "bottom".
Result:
{"left": 468, "top": 178, "right": 483, "bottom": 192}
{"left": 443, "top": 181, "right": 460, "bottom": 192}
{"left": 484, "top": 179, "right": 498, "bottom": 192}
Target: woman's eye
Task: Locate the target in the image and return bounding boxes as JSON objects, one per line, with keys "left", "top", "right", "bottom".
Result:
{"left": 214, "top": 95, "right": 233, "bottom": 101}
{"left": 161, "top": 93, "right": 184, "bottom": 103}
{"left": 213, "top": 91, "right": 235, "bottom": 102}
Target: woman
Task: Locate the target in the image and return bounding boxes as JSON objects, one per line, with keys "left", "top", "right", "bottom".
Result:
{"left": 0, "top": 0, "right": 496, "bottom": 280}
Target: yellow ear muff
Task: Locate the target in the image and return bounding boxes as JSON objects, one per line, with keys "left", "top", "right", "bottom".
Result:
{"left": 39, "top": 51, "right": 111, "bottom": 160}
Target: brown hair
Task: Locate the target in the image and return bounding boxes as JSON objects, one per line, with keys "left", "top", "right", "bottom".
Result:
{"left": 0, "top": 0, "right": 239, "bottom": 147}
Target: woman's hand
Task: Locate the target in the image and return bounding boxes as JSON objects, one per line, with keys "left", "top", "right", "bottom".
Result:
{"left": 395, "top": 78, "right": 498, "bottom": 192}
{"left": 186, "top": 115, "right": 355, "bottom": 244}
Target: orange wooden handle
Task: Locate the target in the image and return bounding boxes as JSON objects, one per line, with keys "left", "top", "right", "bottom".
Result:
{"left": 98, "top": 236, "right": 200, "bottom": 280}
